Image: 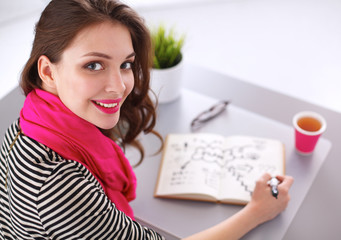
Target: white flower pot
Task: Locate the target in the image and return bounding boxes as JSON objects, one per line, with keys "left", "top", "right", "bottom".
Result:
{"left": 150, "top": 60, "right": 183, "bottom": 104}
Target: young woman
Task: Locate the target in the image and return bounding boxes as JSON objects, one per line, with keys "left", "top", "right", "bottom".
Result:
{"left": 0, "top": 0, "right": 293, "bottom": 239}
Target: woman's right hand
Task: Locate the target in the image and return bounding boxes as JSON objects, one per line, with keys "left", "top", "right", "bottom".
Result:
{"left": 244, "top": 173, "right": 294, "bottom": 225}
{"left": 183, "top": 173, "right": 294, "bottom": 240}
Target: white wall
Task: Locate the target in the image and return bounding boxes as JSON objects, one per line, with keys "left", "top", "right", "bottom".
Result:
{"left": 1, "top": 0, "right": 341, "bottom": 113}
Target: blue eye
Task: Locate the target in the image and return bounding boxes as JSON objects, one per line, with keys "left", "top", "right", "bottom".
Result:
{"left": 121, "top": 62, "right": 134, "bottom": 70}
{"left": 85, "top": 62, "right": 103, "bottom": 71}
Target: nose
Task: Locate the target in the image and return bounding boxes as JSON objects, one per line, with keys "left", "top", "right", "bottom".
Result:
{"left": 105, "top": 70, "right": 126, "bottom": 94}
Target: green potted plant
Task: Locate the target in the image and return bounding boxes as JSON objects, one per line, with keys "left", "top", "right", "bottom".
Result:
{"left": 152, "top": 25, "right": 185, "bottom": 69}
{"left": 150, "top": 25, "right": 185, "bottom": 103}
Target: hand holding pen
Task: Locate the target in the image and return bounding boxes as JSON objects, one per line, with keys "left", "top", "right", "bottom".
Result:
{"left": 244, "top": 173, "right": 294, "bottom": 225}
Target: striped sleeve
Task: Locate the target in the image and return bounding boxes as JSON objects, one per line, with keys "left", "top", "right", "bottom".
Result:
{"left": 37, "top": 159, "right": 163, "bottom": 239}
{"left": 0, "top": 119, "right": 164, "bottom": 240}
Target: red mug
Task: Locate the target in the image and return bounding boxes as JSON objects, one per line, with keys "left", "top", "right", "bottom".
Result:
{"left": 293, "top": 111, "right": 327, "bottom": 155}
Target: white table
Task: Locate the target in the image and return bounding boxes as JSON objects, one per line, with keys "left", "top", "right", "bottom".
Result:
{"left": 1, "top": 64, "right": 340, "bottom": 239}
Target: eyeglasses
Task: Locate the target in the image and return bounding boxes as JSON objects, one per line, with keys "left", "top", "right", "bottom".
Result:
{"left": 190, "top": 100, "right": 230, "bottom": 131}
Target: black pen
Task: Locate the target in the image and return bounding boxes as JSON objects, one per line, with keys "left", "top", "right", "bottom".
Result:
{"left": 268, "top": 177, "right": 280, "bottom": 199}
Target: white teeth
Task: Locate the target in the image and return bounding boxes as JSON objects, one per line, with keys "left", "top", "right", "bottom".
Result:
{"left": 95, "top": 101, "right": 118, "bottom": 108}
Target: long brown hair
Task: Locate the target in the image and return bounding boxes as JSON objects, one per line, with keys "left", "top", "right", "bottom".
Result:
{"left": 20, "top": 0, "right": 161, "bottom": 164}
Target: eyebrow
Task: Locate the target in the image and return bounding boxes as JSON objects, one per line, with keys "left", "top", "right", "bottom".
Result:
{"left": 126, "top": 52, "right": 136, "bottom": 59}
{"left": 82, "top": 52, "right": 136, "bottom": 59}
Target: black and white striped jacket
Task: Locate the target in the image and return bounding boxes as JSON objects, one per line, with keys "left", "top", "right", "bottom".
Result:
{"left": 0, "top": 119, "right": 163, "bottom": 239}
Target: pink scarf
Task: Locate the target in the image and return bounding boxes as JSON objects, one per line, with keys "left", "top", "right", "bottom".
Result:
{"left": 20, "top": 89, "right": 136, "bottom": 219}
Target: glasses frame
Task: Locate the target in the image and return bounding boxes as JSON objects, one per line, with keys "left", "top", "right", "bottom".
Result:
{"left": 190, "top": 100, "right": 230, "bottom": 131}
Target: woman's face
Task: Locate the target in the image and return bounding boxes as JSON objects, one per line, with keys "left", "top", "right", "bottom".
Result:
{"left": 45, "top": 21, "right": 135, "bottom": 129}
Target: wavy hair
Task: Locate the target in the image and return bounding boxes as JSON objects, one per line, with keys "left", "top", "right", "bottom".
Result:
{"left": 20, "top": 0, "right": 161, "bottom": 165}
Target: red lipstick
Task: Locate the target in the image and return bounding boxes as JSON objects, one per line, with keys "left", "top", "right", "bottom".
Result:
{"left": 92, "top": 98, "right": 121, "bottom": 114}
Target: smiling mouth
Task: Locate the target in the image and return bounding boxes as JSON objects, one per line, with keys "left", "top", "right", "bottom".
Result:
{"left": 94, "top": 101, "right": 118, "bottom": 108}
{"left": 92, "top": 99, "right": 121, "bottom": 114}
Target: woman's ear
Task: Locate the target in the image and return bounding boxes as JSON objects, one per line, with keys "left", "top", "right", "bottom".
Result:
{"left": 37, "top": 55, "right": 57, "bottom": 91}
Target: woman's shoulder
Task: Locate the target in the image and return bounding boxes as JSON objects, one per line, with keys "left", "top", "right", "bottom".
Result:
{"left": 2, "top": 119, "right": 98, "bottom": 183}
{"left": 3, "top": 119, "right": 64, "bottom": 165}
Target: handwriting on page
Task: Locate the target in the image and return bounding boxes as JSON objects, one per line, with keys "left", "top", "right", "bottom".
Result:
{"left": 166, "top": 137, "right": 277, "bottom": 195}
